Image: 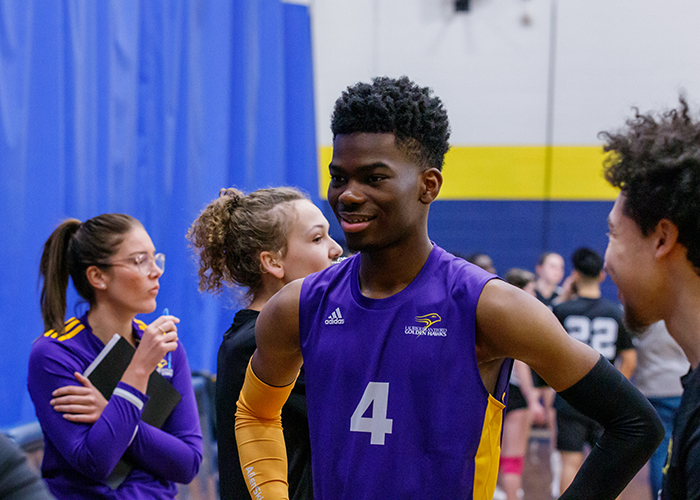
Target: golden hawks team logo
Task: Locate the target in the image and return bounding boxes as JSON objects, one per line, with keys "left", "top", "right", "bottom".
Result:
{"left": 405, "top": 313, "right": 447, "bottom": 337}
{"left": 415, "top": 313, "right": 442, "bottom": 329}
{"left": 157, "top": 357, "right": 174, "bottom": 378}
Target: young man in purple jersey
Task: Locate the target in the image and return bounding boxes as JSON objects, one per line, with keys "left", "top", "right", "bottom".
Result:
{"left": 600, "top": 98, "right": 700, "bottom": 500}
{"left": 234, "top": 76, "right": 663, "bottom": 500}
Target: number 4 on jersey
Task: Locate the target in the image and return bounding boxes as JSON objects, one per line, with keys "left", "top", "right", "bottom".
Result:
{"left": 350, "top": 382, "right": 393, "bottom": 445}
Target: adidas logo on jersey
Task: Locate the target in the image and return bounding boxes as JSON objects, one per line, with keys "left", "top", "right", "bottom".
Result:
{"left": 325, "top": 307, "right": 345, "bottom": 325}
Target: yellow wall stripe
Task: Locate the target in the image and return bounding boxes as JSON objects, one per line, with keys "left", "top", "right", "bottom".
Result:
{"left": 318, "top": 146, "right": 334, "bottom": 199}
{"left": 318, "top": 145, "right": 618, "bottom": 201}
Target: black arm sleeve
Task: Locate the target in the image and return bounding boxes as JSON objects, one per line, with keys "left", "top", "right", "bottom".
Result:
{"left": 557, "top": 354, "right": 664, "bottom": 500}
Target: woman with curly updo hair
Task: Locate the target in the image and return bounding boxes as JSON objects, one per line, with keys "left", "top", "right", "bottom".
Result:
{"left": 187, "top": 187, "right": 342, "bottom": 500}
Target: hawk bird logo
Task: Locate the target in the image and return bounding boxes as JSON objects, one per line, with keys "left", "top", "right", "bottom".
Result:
{"left": 415, "top": 313, "right": 442, "bottom": 329}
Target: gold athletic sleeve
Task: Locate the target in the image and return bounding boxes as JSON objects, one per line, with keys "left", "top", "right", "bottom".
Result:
{"left": 235, "top": 361, "right": 296, "bottom": 500}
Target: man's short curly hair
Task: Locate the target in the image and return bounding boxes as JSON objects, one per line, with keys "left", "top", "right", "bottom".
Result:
{"left": 331, "top": 76, "right": 451, "bottom": 170}
{"left": 600, "top": 97, "right": 700, "bottom": 273}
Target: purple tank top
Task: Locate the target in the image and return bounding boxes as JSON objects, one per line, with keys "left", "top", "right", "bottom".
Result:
{"left": 299, "top": 244, "right": 510, "bottom": 499}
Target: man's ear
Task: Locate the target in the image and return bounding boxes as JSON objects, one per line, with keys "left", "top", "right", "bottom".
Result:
{"left": 570, "top": 270, "right": 581, "bottom": 284}
{"left": 598, "top": 270, "right": 607, "bottom": 284}
{"left": 86, "top": 266, "right": 108, "bottom": 290}
{"left": 419, "top": 168, "right": 443, "bottom": 204}
{"left": 260, "top": 251, "right": 285, "bottom": 280}
{"left": 654, "top": 219, "right": 679, "bottom": 259}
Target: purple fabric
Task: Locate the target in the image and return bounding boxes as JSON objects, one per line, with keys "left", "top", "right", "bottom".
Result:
{"left": 299, "top": 244, "right": 503, "bottom": 499}
{"left": 27, "top": 314, "right": 202, "bottom": 499}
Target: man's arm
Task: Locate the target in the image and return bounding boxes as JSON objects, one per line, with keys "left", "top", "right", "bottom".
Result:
{"left": 475, "top": 280, "right": 663, "bottom": 500}
{"left": 235, "top": 279, "right": 304, "bottom": 500}
{"left": 476, "top": 280, "right": 598, "bottom": 392}
{"left": 249, "top": 281, "right": 304, "bottom": 387}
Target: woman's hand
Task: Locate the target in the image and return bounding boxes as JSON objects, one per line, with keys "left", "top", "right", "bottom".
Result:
{"left": 51, "top": 372, "right": 108, "bottom": 423}
{"left": 121, "top": 315, "right": 180, "bottom": 393}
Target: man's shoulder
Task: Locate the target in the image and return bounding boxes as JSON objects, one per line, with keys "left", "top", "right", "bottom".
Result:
{"left": 668, "top": 368, "right": 700, "bottom": 498}
{"left": 433, "top": 246, "right": 497, "bottom": 288}
{"left": 302, "top": 254, "right": 356, "bottom": 293}
{"left": 682, "top": 367, "right": 700, "bottom": 393}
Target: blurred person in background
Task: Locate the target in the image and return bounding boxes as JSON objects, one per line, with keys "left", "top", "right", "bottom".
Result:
{"left": 533, "top": 252, "right": 566, "bottom": 496}
{"left": 467, "top": 252, "right": 497, "bottom": 274}
{"left": 552, "top": 247, "right": 636, "bottom": 493}
{"left": 534, "top": 252, "right": 565, "bottom": 309}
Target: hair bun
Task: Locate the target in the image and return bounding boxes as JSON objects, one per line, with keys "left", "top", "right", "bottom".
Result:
{"left": 219, "top": 187, "right": 244, "bottom": 209}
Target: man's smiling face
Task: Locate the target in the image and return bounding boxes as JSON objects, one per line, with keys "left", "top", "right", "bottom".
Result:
{"left": 328, "top": 132, "right": 427, "bottom": 253}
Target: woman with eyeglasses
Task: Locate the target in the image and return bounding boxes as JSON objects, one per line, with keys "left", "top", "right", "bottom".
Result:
{"left": 187, "top": 187, "right": 342, "bottom": 500}
{"left": 27, "top": 214, "right": 202, "bottom": 499}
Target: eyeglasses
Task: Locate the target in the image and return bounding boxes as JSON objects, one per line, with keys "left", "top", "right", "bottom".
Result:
{"left": 99, "top": 252, "right": 165, "bottom": 276}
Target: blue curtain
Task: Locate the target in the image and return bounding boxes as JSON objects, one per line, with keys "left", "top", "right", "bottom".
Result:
{"left": 0, "top": 0, "right": 318, "bottom": 428}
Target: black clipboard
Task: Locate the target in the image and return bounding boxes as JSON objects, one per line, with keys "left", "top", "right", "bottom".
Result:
{"left": 84, "top": 334, "right": 181, "bottom": 488}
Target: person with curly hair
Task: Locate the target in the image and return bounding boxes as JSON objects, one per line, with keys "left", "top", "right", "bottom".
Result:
{"left": 187, "top": 187, "right": 341, "bottom": 500}
{"left": 234, "top": 76, "right": 663, "bottom": 499}
{"left": 600, "top": 97, "right": 700, "bottom": 500}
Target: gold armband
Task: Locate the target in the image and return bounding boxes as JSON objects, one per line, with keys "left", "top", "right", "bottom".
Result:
{"left": 235, "top": 361, "right": 296, "bottom": 500}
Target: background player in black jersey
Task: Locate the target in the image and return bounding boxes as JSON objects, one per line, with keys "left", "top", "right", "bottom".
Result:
{"left": 601, "top": 98, "right": 700, "bottom": 500}
{"left": 552, "top": 247, "right": 637, "bottom": 493}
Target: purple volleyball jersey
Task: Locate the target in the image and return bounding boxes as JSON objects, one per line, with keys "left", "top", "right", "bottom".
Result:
{"left": 27, "top": 314, "right": 202, "bottom": 499}
{"left": 299, "top": 244, "right": 512, "bottom": 499}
